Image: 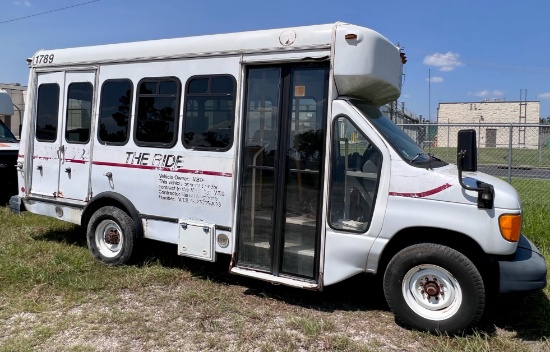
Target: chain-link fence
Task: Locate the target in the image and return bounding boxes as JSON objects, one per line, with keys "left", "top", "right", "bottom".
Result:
{"left": 397, "top": 123, "right": 550, "bottom": 206}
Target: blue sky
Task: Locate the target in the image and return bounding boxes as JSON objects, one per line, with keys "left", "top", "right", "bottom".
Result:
{"left": 1, "top": 0, "right": 549, "bottom": 120}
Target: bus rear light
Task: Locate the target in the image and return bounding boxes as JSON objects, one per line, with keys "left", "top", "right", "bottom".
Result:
{"left": 499, "top": 214, "right": 521, "bottom": 242}
{"left": 345, "top": 33, "right": 358, "bottom": 40}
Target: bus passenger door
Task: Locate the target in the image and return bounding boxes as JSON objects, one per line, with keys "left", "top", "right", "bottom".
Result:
{"left": 235, "top": 64, "right": 329, "bottom": 282}
{"left": 31, "top": 72, "right": 66, "bottom": 198}
{"left": 58, "top": 71, "right": 95, "bottom": 201}
{"left": 31, "top": 71, "right": 95, "bottom": 201}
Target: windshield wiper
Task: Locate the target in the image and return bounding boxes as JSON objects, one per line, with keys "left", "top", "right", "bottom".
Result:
{"left": 410, "top": 152, "right": 426, "bottom": 163}
{"left": 428, "top": 153, "right": 442, "bottom": 162}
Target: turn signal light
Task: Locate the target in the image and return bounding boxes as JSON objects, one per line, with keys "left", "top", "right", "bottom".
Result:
{"left": 345, "top": 34, "right": 358, "bottom": 40}
{"left": 499, "top": 214, "right": 521, "bottom": 242}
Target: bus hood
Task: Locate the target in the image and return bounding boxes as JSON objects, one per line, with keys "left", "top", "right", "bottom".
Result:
{"left": 389, "top": 162, "right": 521, "bottom": 210}
{"left": 0, "top": 141, "right": 19, "bottom": 151}
{"left": 435, "top": 164, "right": 521, "bottom": 210}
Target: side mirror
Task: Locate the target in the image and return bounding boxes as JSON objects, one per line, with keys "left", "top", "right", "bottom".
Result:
{"left": 457, "top": 129, "right": 477, "bottom": 171}
{"left": 456, "top": 129, "right": 494, "bottom": 209}
{"left": 0, "top": 89, "right": 14, "bottom": 116}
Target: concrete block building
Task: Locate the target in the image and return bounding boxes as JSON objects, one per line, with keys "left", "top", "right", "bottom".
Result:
{"left": 437, "top": 100, "right": 540, "bottom": 149}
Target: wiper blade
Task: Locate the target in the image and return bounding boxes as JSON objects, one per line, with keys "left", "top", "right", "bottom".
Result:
{"left": 428, "top": 153, "right": 442, "bottom": 162}
{"left": 410, "top": 152, "right": 425, "bottom": 163}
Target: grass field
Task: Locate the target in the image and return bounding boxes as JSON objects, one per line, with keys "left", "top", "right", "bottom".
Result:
{"left": 0, "top": 196, "right": 549, "bottom": 350}
{"left": 513, "top": 178, "right": 550, "bottom": 208}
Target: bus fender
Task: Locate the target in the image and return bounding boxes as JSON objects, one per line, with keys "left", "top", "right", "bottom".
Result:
{"left": 82, "top": 191, "right": 143, "bottom": 238}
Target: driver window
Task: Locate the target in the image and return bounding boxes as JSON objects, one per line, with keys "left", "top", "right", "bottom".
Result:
{"left": 329, "top": 116, "right": 381, "bottom": 232}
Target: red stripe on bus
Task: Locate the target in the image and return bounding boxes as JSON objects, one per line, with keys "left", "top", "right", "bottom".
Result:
{"left": 389, "top": 183, "right": 452, "bottom": 198}
{"left": 33, "top": 155, "right": 56, "bottom": 160}
{"left": 65, "top": 159, "right": 87, "bottom": 164}
{"left": 92, "top": 161, "right": 232, "bottom": 177}
{"left": 31, "top": 156, "right": 87, "bottom": 164}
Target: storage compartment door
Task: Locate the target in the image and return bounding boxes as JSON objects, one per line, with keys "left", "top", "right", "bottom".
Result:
{"left": 178, "top": 221, "right": 215, "bottom": 262}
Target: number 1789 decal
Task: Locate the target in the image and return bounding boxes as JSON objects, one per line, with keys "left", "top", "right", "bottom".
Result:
{"left": 33, "top": 54, "right": 55, "bottom": 65}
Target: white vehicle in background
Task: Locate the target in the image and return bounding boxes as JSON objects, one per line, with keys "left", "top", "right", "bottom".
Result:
{"left": 0, "top": 89, "right": 19, "bottom": 201}
{"left": 9, "top": 22, "right": 546, "bottom": 333}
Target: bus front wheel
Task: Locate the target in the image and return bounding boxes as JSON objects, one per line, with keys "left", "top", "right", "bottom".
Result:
{"left": 383, "top": 243, "right": 485, "bottom": 334}
{"left": 86, "top": 206, "right": 136, "bottom": 265}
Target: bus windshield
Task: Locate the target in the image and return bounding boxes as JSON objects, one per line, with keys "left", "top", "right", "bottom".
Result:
{"left": 350, "top": 99, "right": 447, "bottom": 168}
{"left": 0, "top": 120, "right": 17, "bottom": 143}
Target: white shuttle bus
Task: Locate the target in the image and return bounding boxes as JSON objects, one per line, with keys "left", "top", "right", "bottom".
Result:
{"left": 9, "top": 22, "right": 546, "bottom": 333}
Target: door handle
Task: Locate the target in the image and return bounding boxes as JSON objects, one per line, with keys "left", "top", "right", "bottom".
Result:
{"left": 65, "top": 167, "right": 71, "bottom": 173}
{"left": 37, "top": 165, "right": 43, "bottom": 171}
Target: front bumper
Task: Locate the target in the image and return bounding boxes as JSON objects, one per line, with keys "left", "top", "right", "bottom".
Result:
{"left": 499, "top": 235, "right": 547, "bottom": 293}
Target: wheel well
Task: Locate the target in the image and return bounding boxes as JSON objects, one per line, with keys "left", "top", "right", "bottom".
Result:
{"left": 377, "top": 227, "right": 498, "bottom": 290}
{"left": 81, "top": 192, "right": 143, "bottom": 238}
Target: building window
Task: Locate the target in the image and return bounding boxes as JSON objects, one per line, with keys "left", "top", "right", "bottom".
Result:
{"left": 183, "top": 75, "right": 236, "bottom": 150}
{"left": 98, "top": 79, "right": 133, "bottom": 145}
{"left": 135, "top": 77, "right": 181, "bottom": 147}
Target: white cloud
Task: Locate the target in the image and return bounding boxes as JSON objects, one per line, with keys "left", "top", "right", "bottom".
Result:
{"left": 423, "top": 52, "right": 463, "bottom": 72}
{"left": 472, "top": 90, "right": 505, "bottom": 98}
{"left": 538, "top": 93, "right": 550, "bottom": 99}
{"left": 472, "top": 90, "right": 488, "bottom": 97}
{"left": 13, "top": 1, "right": 31, "bottom": 6}
{"left": 426, "top": 76, "right": 444, "bottom": 83}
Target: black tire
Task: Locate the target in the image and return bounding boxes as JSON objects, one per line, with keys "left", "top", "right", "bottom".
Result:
{"left": 383, "top": 243, "right": 485, "bottom": 334}
{"left": 86, "top": 206, "right": 136, "bottom": 265}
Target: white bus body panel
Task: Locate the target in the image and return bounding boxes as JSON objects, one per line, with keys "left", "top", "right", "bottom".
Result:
{"left": 90, "top": 58, "right": 239, "bottom": 247}
{"left": 333, "top": 24, "right": 402, "bottom": 105}
{"left": 323, "top": 100, "right": 392, "bottom": 286}
{"left": 365, "top": 160, "right": 520, "bottom": 274}
{"left": 30, "top": 24, "right": 335, "bottom": 68}
{"left": 17, "top": 22, "right": 410, "bottom": 289}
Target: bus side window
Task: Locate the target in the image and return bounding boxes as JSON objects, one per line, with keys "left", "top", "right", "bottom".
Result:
{"left": 135, "top": 77, "right": 181, "bottom": 147}
{"left": 98, "top": 79, "right": 133, "bottom": 145}
{"left": 36, "top": 83, "right": 60, "bottom": 142}
{"left": 183, "top": 75, "right": 236, "bottom": 151}
{"left": 329, "top": 116, "right": 381, "bottom": 232}
{"left": 65, "top": 82, "right": 93, "bottom": 143}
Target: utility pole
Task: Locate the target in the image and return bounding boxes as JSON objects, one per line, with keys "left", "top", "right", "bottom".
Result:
{"left": 428, "top": 69, "right": 431, "bottom": 122}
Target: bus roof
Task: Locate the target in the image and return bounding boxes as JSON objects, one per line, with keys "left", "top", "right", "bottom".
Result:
{"left": 30, "top": 22, "right": 403, "bottom": 105}
{"left": 31, "top": 23, "right": 338, "bottom": 67}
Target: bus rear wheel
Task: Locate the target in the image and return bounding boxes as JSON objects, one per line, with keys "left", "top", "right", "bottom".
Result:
{"left": 383, "top": 243, "right": 485, "bottom": 334}
{"left": 86, "top": 206, "right": 135, "bottom": 265}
